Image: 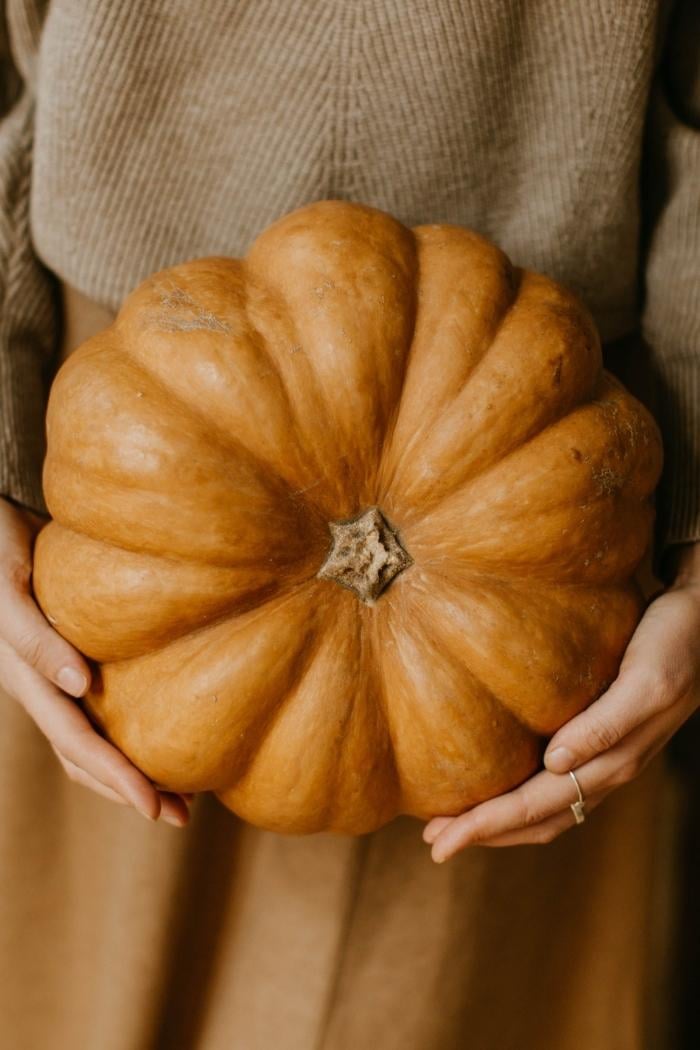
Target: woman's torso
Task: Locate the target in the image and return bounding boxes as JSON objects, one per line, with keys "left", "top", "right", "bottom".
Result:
{"left": 28, "top": 0, "right": 671, "bottom": 343}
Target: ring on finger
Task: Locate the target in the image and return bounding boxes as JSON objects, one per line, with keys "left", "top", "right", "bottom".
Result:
{"left": 568, "top": 769, "right": 586, "bottom": 825}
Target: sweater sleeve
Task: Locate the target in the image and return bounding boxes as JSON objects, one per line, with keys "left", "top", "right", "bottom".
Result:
{"left": 642, "top": 0, "right": 700, "bottom": 572}
{"left": 0, "top": 8, "right": 60, "bottom": 515}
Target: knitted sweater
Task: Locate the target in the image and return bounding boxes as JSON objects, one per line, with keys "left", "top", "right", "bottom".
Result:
{"left": 1, "top": 0, "right": 698, "bottom": 566}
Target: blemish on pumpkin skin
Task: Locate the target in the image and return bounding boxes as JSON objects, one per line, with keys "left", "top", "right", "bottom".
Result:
{"left": 156, "top": 285, "right": 232, "bottom": 333}
{"left": 591, "top": 465, "right": 626, "bottom": 497}
{"left": 159, "top": 286, "right": 191, "bottom": 308}
{"left": 159, "top": 311, "right": 232, "bottom": 334}
{"left": 550, "top": 354, "right": 564, "bottom": 386}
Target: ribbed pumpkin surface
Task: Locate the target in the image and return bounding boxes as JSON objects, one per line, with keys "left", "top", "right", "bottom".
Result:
{"left": 33, "top": 200, "right": 663, "bottom": 833}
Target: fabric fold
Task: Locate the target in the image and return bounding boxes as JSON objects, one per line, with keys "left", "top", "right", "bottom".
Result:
{"left": 0, "top": 20, "right": 59, "bottom": 513}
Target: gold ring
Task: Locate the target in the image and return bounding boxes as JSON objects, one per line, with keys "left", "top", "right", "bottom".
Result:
{"left": 569, "top": 769, "right": 586, "bottom": 824}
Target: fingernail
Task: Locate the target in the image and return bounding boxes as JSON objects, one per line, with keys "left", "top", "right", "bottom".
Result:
{"left": 162, "top": 813, "right": 186, "bottom": 827}
{"left": 57, "top": 666, "right": 88, "bottom": 696}
{"left": 545, "top": 746, "right": 575, "bottom": 773}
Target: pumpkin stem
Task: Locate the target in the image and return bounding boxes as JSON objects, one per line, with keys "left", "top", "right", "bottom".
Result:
{"left": 317, "top": 506, "right": 412, "bottom": 605}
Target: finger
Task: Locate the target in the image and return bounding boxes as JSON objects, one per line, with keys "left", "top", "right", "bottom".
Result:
{"left": 156, "top": 792, "right": 192, "bottom": 827}
{"left": 542, "top": 667, "right": 683, "bottom": 775}
{"left": 463, "top": 789, "right": 611, "bottom": 848}
{"left": 3, "top": 642, "right": 161, "bottom": 819}
{"left": 424, "top": 690, "right": 689, "bottom": 851}
{"left": 0, "top": 572, "right": 91, "bottom": 697}
{"left": 429, "top": 698, "right": 689, "bottom": 862}
{"left": 542, "top": 673, "right": 657, "bottom": 775}
{"left": 589, "top": 683, "right": 700, "bottom": 782}
{"left": 51, "top": 746, "right": 131, "bottom": 806}
{"left": 544, "top": 591, "right": 700, "bottom": 774}
{"left": 422, "top": 816, "right": 453, "bottom": 843}
{"left": 428, "top": 768, "right": 580, "bottom": 861}
{"left": 154, "top": 782, "right": 195, "bottom": 803}
{"left": 52, "top": 746, "right": 192, "bottom": 825}
{"left": 428, "top": 755, "right": 621, "bottom": 862}
{"left": 429, "top": 684, "right": 700, "bottom": 861}
{"left": 152, "top": 783, "right": 195, "bottom": 824}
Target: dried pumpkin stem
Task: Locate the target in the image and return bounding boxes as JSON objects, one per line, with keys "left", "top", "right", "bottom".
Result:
{"left": 317, "top": 506, "right": 413, "bottom": 604}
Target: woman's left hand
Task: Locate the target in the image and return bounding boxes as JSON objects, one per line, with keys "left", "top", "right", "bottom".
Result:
{"left": 423, "top": 543, "right": 700, "bottom": 863}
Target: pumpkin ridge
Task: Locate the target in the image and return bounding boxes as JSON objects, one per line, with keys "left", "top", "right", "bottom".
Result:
{"left": 401, "top": 372, "right": 660, "bottom": 581}
{"left": 379, "top": 269, "right": 603, "bottom": 521}
{"left": 242, "top": 260, "right": 357, "bottom": 507}
{"left": 367, "top": 225, "right": 421, "bottom": 482}
{"left": 115, "top": 332, "right": 330, "bottom": 529}
{"left": 43, "top": 334, "right": 327, "bottom": 567}
{"left": 415, "top": 560, "right": 645, "bottom": 595}
{"left": 409, "top": 494, "right": 654, "bottom": 586}
{"left": 210, "top": 602, "right": 329, "bottom": 796}
{"left": 32, "top": 520, "right": 324, "bottom": 662}
{"left": 376, "top": 247, "right": 521, "bottom": 500}
{"left": 220, "top": 590, "right": 398, "bottom": 830}
{"left": 45, "top": 453, "right": 328, "bottom": 568}
{"left": 330, "top": 611, "right": 402, "bottom": 831}
{"left": 107, "top": 575, "right": 323, "bottom": 669}
{"left": 389, "top": 574, "right": 529, "bottom": 730}
{"left": 377, "top": 583, "right": 540, "bottom": 816}
{"left": 312, "top": 605, "right": 368, "bottom": 831}
{"left": 239, "top": 262, "right": 345, "bottom": 511}
{"left": 403, "top": 570, "right": 642, "bottom": 736}
{"left": 88, "top": 583, "right": 326, "bottom": 795}
{"left": 139, "top": 577, "right": 320, "bottom": 663}
{"left": 239, "top": 261, "right": 351, "bottom": 506}
{"left": 370, "top": 587, "right": 433, "bottom": 816}
{"left": 121, "top": 260, "right": 336, "bottom": 509}
{"left": 244, "top": 202, "right": 420, "bottom": 509}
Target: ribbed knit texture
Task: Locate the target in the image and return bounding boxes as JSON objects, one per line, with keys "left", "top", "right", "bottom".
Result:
{"left": 0, "top": 9, "right": 58, "bottom": 510}
{"left": 0, "top": 0, "right": 698, "bottom": 560}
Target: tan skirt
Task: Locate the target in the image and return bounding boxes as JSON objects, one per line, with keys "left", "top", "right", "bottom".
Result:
{"left": 0, "top": 282, "right": 685, "bottom": 1050}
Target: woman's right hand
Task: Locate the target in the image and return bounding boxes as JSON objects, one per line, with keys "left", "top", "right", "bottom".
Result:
{"left": 0, "top": 497, "right": 192, "bottom": 826}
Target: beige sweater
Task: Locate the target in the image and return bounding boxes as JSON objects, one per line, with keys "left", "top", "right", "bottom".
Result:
{"left": 1, "top": 0, "right": 698, "bottom": 568}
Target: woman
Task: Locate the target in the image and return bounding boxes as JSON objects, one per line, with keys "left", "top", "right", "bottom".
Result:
{"left": 0, "top": 2, "right": 698, "bottom": 1047}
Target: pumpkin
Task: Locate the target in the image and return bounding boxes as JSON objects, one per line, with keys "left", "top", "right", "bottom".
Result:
{"left": 33, "top": 199, "right": 663, "bottom": 835}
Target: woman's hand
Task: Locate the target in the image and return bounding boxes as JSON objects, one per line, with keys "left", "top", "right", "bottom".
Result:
{"left": 424, "top": 543, "right": 700, "bottom": 863}
{"left": 0, "top": 497, "right": 192, "bottom": 826}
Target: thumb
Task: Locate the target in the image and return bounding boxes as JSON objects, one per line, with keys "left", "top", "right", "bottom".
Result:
{"left": 543, "top": 589, "right": 699, "bottom": 773}
{"left": 0, "top": 499, "right": 91, "bottom": 695}
{"left": 0, "top": 508, "right": 91, "bottom": 697}
{"left": 0, "top": 578, "right": 91, "bottom": 696}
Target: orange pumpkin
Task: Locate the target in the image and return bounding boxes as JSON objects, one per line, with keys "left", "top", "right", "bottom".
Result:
{"left": 33, "top": 200, "right": 663, "bottom": 834}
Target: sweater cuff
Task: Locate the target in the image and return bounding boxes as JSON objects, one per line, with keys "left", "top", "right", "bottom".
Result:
{"left": 0, "top": 90, "right": 59, "bottom": 516}
{"left": 0, "top": 336, "right": 51, "bottom": 515}
{"left": 651, "top": 353, "right": 700, "bottom": 578}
